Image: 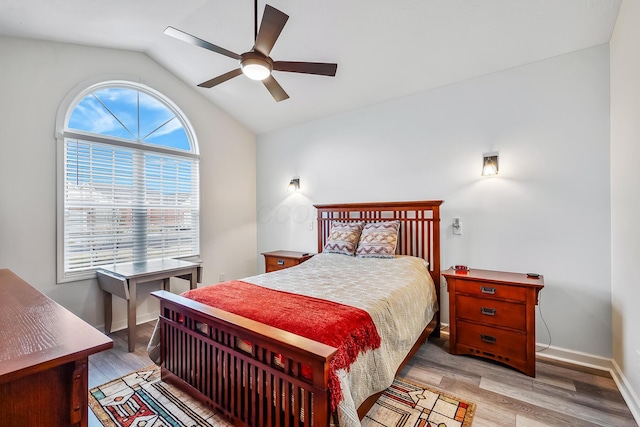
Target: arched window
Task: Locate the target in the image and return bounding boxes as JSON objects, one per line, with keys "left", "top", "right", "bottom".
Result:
{"left": 56, "top": 81, "right": 200, "bottom": 282}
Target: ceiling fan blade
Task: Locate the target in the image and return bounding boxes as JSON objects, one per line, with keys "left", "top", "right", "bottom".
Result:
{"left": 164, "top": 26, "right": 241, "bottom": 60}
{"left": 198, "top": 69, "right": 243, "bottom": 88}
{"left": 273, "top": 61, "right": 338, "bottom": 76}
{"left": 253, "top": 5, "right": 289, "bottom": 57}
{"left": 262, "top": 75, "right": 289, "bottom": 102}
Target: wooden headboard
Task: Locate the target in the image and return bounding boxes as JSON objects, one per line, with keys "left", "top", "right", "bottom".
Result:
{"left": 314, "top": 200, "right": 443, "bottom": 304}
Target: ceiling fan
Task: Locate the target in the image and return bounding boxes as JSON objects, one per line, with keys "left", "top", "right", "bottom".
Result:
{"left": 164, "top": 1, "right": 338, "bottom": 102}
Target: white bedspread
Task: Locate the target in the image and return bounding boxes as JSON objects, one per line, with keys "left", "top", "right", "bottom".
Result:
{"left": 243, "top": 253, "right": 438, "bottom": 427}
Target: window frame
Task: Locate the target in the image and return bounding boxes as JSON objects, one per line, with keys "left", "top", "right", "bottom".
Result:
{"left": 55, "top": 79, "right": 200, "bottom": 283}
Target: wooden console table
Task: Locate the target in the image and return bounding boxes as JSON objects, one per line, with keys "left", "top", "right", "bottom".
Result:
{"left": 0, "top": 269, "right": 113, "bottom": 427}
{"left": 97, "top": 258, "right": 202, "bottom": 352}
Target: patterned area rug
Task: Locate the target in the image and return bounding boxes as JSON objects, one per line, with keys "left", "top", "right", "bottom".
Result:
{"left": 89, "top": 366, "right": 475, "bottom": 427}
{"left": 362, "top": 378, "right": 475, "bottom": 427}
{"left": 89, "top": 366, "right": 229, "bottom": 426}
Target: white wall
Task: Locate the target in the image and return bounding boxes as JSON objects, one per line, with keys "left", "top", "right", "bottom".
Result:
{"left": 257, "top": 45, "right": 612, "bottom": 358}
{"left": 610, "top": 0, "right": 640, "bottom": 413}
{"left": 0, "top": 36, "right": 257, "bottom": 329}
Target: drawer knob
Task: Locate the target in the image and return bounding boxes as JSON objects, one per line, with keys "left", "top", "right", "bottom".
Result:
{"left": 481, "top": 307, "right": 496, "bottom": 316}
{"left": 481, "top": 286, "right": 496, "bottom": 295}
{"left": 481, "top": 334, "right": 497, "bottom": 344}
{"left": 277, "top": 259, "right": 284, "bottom": 265}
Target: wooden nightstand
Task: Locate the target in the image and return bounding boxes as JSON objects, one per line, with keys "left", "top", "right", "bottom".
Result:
{"left": 262, "top": 250, "right": 314, "bottom": 273}
{"left": 443, "top": 268, "right": 544, "bottom": 377}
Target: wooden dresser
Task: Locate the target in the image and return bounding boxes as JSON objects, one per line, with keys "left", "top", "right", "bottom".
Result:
{"left": 443, "top": 268, "right": 544, "bottom": 377}
{"left": 262, "top": 250, "right": 313, "bottom": 273}
{"left": 0, "top": 269, "right": 113, "bottom": 427}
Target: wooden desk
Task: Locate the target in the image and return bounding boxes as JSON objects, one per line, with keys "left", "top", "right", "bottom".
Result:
{"left": 97, "top": 258, "right": 202, "bottom": 352}
{"left": 0, "top": 269, "right": 113, "bottom": 427}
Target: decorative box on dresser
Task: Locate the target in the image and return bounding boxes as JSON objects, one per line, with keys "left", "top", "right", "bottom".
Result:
{"left": 262, "top": 250, "right": 313, "bottom": 273}
{"left": 443, "top": 268, "right": 544, "bottom": 377}
{"left": 0, "top": 269, "right": 113, "bottom": 427}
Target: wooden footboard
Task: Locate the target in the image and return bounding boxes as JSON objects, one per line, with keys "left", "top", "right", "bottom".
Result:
{"left": 153, "top": 290, "right": 438, "bottom": 427}
{"left": 152, "top": 290, "right": 337, "bottom": 427}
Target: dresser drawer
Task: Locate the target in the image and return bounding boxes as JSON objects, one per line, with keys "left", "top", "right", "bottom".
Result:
{"left": 454, "top": 280, "right": 527, "bottom": 302}
{"left": 456, "top": 320, "right": 527, "bottom": 361}
{"left": 456, "top": 294, "right": 526, "bottom": 330}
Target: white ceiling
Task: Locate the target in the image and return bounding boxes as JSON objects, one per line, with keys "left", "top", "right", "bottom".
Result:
{"left": 0, "top": 0, "right": 621, "bottom": 134}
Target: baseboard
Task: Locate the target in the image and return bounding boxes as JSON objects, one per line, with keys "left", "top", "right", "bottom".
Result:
{"left": 534, "top": 343, "right": 614, "bottom": 371}
{"left": 608, "top": 359, "right": 640, "bottom": 424}
{"left": 101, "top": 310, "right": 160, "bottom": 333}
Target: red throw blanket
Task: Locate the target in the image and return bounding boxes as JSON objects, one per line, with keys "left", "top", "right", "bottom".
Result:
{"left": 181, "top": 280, "right": 381, "bottom": 411}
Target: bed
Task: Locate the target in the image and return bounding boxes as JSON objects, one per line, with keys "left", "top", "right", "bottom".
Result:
{"left": 150, "top": 200, "right": 442, "bottom": 427}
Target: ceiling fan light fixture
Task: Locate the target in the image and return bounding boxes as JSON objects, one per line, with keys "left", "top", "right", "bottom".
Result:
{"left": 241, "top": 53, "right": 273, "bottom": 80}
{"left": 242, "top": 63, "right": 271, "bottom": 80}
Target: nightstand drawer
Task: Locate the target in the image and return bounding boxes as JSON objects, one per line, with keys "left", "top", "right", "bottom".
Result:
{"left": 455, "top": 280, "right": 527, "bottom": 302}
{"left": 263, "top": 251, "right": 313, "bottom": 273}
{"left": 456, "top": 320, "right": 527, "bottom": 361}
{"left": 266, "top": 257, "right": 298, "bottom": 271}
{"left": 456, "top": 294, "right": 526, "bottom": 330}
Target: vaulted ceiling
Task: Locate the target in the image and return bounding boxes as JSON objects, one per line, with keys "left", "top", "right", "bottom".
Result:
{"left": 0, "top": 0, "right": 621, "bottom": 134}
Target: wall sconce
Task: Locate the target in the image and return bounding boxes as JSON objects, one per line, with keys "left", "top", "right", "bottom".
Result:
{"left": 287, "top": 177, "right": 300, "bottom": 192}
{"left": 482, "top": 153, "right": 499, "bottom": 176}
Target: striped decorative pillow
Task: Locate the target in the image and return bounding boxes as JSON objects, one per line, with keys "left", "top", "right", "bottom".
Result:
{"left": 356, "top": 221, "right": 400, "bottom": 258}
{"left": 323, "top": 221, "right": 364, "bottom": 256}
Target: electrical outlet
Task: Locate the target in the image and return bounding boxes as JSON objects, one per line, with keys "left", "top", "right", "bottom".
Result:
{"left": 219, "top": 273, "right": 225, "bottom": 282}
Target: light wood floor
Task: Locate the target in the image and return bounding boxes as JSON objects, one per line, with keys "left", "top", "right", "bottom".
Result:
{"left": 88, "top": 322, "right": 637, "bottom": 427}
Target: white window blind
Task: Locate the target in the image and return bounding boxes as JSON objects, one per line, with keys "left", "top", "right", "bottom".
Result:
{"left": 57, "top": 82, "right": 200, "bottom": 282}
{"left": 63, "top": 139, "right": 200, "bottom": 274}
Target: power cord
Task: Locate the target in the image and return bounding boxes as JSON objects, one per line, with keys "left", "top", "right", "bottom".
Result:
{"left": 536, "top": 289, "right": 552, "bottom": 352}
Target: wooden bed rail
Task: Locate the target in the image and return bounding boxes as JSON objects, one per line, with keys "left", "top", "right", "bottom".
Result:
{"left": 152, "top": 290, "right": 337, "bottom": 427}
